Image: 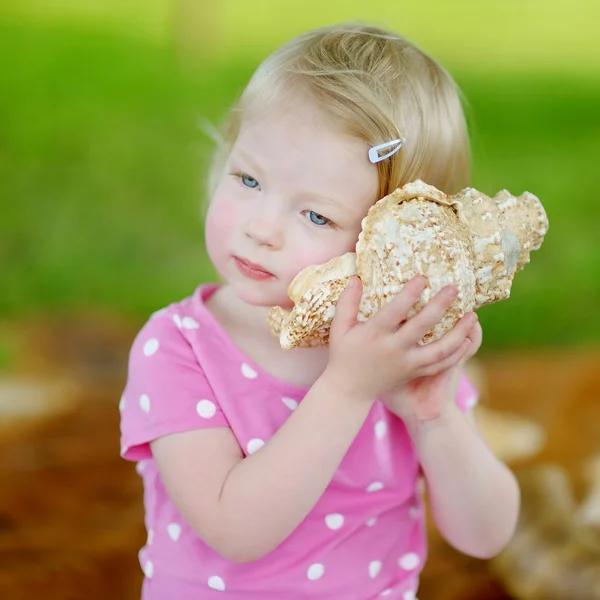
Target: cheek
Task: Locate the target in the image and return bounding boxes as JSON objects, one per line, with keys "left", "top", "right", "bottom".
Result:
{"left": 283, "top": 232, "right": 358, "bottom": 282}
{"left": 205, "top": 194, "right": 236, "bottom": 261}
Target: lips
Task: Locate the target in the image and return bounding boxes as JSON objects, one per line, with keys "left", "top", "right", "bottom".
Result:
{"left": 233, "top": 256, "right": 275, "bottom": 280}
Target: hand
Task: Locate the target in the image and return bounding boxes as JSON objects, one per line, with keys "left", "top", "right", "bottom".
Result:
{"left": 383, "top": 319, "right": 482, "bottom": 421}
{"left": 323, "top": 276, "right": 477, "bottom": 402}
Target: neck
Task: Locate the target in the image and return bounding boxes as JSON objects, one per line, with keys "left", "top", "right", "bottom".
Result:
{"left": 206, "top": 284, "right": 331, "bottom": 386}
{"left": 207, "top": 284, "right": 279, "bottom": 344}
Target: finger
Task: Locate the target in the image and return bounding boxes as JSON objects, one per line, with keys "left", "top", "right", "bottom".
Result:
{"left": 371, "top": 276, "right": 427, "bottom": 331}
{"left": 459, "top": 319, "right": 482, "bottom": 365}
{"left": 466, "top": 320, "right": 483, "bottom": 350}
{"left": 399, "top": 285, "right": 459, "bottom": 343}
{"left": 416, "top": 312, "right": 478, "bottom": 367}
{"left": 330, "top": 276, "right": 363, "bottom": 337}
{"left": 415, "top": 339, "right": 471, "bottom": 378}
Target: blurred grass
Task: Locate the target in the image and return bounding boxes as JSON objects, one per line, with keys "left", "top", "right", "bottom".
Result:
{"left": 1, "top": 8, "right": 599, "bottom": 349}
{"left": 3, "top": 0, "right": 599, "bottom": 72}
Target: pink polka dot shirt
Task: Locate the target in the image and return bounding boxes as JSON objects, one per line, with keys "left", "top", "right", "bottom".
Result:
{"left": 120, "top": 284, "right": 478, "bottom": 600}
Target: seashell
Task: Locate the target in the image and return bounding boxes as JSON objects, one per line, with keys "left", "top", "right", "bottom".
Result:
{"left": 268, "top": 180, "right": 548, "bottom": 350}
{"left": 268, "top": 253, "right": 357, "bottom": 351}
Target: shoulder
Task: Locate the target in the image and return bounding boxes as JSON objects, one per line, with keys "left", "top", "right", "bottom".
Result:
{"left": 127, "top": 283, "right": 221, "bottom": 367}
{"left": 120, "top": 284, "right": 231, "bottom": 461}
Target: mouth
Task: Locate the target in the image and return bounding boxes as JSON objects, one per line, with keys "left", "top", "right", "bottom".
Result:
{"left": 233, "top": 256, "right": 275, "bottom": 281}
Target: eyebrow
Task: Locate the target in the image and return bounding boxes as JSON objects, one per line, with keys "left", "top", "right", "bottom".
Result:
{"left": 230, "top": 147, "right": 264, "bottom": 176}
{"left": 303, "top": 192, "right": 356, "bottom": 217}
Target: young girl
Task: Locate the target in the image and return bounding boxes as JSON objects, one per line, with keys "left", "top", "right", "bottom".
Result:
{"left": 120, "top": 23, "right": 520, "bottom": 600}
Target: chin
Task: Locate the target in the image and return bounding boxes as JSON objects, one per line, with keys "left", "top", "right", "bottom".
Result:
{"left": 232, "top": 280, "right": 292, "bottom": 310}
{"left": 213, "top": 256, "right": 294, "bottom": 309}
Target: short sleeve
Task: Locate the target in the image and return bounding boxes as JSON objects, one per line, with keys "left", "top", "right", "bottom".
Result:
{"left": 454, "top": 369, "right": 479, "bottom": 413}
{"left": 119, "top": 313, "right": 230, "bottom": 461}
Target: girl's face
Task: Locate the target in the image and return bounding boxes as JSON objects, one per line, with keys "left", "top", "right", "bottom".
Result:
{"left": 205, "top": 98, "right": 379, "bottom": 309}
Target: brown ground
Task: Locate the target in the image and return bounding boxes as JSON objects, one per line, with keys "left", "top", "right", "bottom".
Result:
{"left": 0, "top": 315, "right": 598, "bottom": 600}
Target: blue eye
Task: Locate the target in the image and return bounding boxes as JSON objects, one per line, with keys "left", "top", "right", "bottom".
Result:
{"left": 241, "top": 174, "right": 259, "bottom": 189}
{"left": 307, "top": 211, "right": 330, "bottom": 226}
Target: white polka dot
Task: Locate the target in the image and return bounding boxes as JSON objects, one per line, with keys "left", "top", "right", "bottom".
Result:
{"left": 366, "top": 517, "right": 378, "bottom": 527}
{"left": 182, "top": 316, "right": 199, "bottom": 329}
{"left": 196, "top": 399, "right": 217, "bottom": 418}
{"left": 367, "top": 481, "right": 384, "bottom": 493}
{"left": 374, "top": 420, "right": 387, "bottom": 439}
{"left": 281, "top": 397, "right": 298, "bottom": 410}
{"left": 139, "top": 394, "right": 151, "bottom": 413}
{"left": 143, "top": 338, "right": 159, "bottom": 356}
{"left": 147, "top": 528, "right": 154, "bottom": 544}
{"left": 241, "top": 363, "right": 258, "bottom": 379}
{"left": 144, "top": 560, "right": 154, "bottom": 578}
{"left": 136, "top": 460, "right": 148, "bottom": 474}
{"left": 207, "top": 575, "right": 225, "bottom": 591}
{"left": 404, "top": 591, "right": 417, "bottom": 600}
{"left": 369, "top": 560, "right": 382, "bottom": 578}
{"left": 380, "top": 590, "right": 393, "bottom": 597}
{"left": 247, "top": 438, "right": 265, "bottom": 454}
{"left": 307, "top": 563, "right": 325, "bottom": 580}
{"left": 167, "top": 523, "right": 181, "bottom": 541}
{"left": 324, "top": 514, "right": 344, "bottom": 530}
{"left": 119, "top": 396, "right": 126, "bottom": 411}
{"left": 173, "top": 314, "right": 183, "bottom": 328}
{"left": 409, "top": 506, "right": 421, "bottom": 520}
{"left": 465, "top": 395, "right": 477, "bottom": 409}
{"left": 398, "top": 552, "right": 421, "bottom": 570}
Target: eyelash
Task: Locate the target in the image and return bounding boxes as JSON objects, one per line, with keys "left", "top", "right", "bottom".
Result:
{"left": 231, "top": 172, "right": 334, "bottom": 228}
{"left": 234, "top": 172, "right": 260, "bottom": 190}
{"left": 302, "top": 210, "right": 333, "bottom": 228}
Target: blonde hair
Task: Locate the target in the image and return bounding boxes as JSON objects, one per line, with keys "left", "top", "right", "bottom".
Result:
{"left": 207, "top": 23, "right": 470, "bottom": 199}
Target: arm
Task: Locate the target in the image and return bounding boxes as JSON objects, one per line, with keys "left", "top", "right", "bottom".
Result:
{"left": 151, "top": 374, "right": 372, "bottom": 564}
{"left": 152, "top": 278, "right": 473, "bottom": 563}
{"left": 384, "top": 321, "right": 520, "bottom": 558}
{"left": 405, "top": 403, "right": 520, "bottom": 559}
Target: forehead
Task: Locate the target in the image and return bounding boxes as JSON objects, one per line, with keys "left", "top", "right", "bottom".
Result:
{"left": 233, "top": 100, "right": 379, "bottom": 213}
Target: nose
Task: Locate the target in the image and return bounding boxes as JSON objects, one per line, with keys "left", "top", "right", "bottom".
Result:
{"left": 244, "top": 213, "right": 283, "bottom": 250}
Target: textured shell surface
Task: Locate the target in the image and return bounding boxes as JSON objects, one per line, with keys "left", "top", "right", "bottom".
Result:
{"left": 356, "top": 193, "right": 475, "bottom": 342}
{"left": 458, "top": 187, "right": 549, "bottom": 308}
{"left": 268, "top": 179, "right": 548, "bottom": 350}
{"left": 267, "top": 254, "right": 356, "bottom": 350}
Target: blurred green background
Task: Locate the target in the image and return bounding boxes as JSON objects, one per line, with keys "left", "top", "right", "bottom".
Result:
{"left": 1, "top": 0, "right": 599, "bottom": 350}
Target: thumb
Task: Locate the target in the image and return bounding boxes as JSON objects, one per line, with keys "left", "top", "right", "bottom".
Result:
{"left": 330, "top": 276, "right": 362, "bottom": 338}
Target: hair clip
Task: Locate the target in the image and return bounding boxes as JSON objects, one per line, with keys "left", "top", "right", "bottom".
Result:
{"left": 368, "top": 138, "right": 406, "bottom": 164}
